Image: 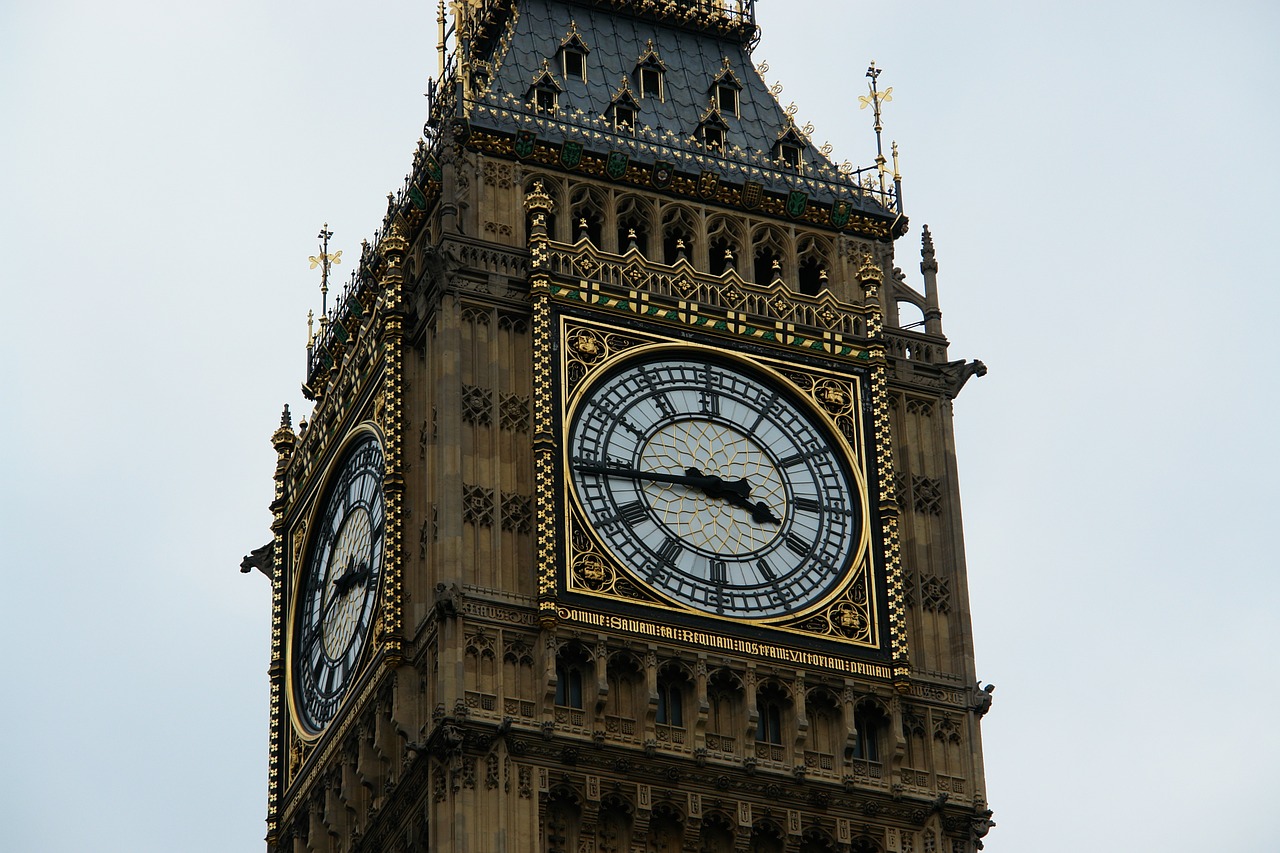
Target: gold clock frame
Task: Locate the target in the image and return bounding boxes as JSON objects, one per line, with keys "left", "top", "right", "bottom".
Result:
{"left": 552, "top": 316, "right": 884, "bottom": 654}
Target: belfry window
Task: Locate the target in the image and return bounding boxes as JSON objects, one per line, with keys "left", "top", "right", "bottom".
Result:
{"left": 702, "top": 125, "right": 724, "bottom": 149}
{"left": 535, "top": 87, "right": 557, "bottom": 113}
{"left": 615, "top": 105, "right": 635, "bottom": 131}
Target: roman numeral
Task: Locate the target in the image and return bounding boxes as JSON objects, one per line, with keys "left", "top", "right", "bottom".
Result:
{"left": 656, "top": 537, "right": 682, "bottom": 567}
{"left": 756, "top": 559, "right": 777, "bottom": 581}
{"left": 785, "top": 534, "right": 811, "bottom": 558}
{"left": 619, "top": 501, "right": 649, "bottom": 526}
{"left": 710, "top": 559, "right": 727, "bottom": 585}
{"left": 794, "top": 497, "right": 822, "bottom": 514}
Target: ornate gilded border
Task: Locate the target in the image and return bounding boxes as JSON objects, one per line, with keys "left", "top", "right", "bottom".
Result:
{"left": 555, "top": 317, "right": 881, "bottom": 651}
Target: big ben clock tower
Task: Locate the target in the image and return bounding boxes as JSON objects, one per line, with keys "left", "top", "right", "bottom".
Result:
{"left": 246, "top": 2, "right": 994, "bottom": 851}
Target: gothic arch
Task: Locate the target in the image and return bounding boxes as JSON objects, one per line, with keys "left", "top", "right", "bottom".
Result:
{"left": 658, "top": 202, "right": 699, "bottom": 265}
{"left": 749, "top": 223, "right": 788, "bottom": 284}
{"left": 569, "top": 183, "right": 607, "bottom": 247}
{"left": 706, "top": 215, "right": 745, "bottom": 276}
{"left": 614, "top": 192, "right": 657, "bottom": 256}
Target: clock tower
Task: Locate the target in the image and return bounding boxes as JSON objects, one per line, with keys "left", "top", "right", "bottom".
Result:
{"left": 247, "top": 2, "right": 994, "bottom": 851}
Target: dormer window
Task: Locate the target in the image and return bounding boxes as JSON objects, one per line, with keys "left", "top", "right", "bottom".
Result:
{"left": 534, "top": 86, "right": 557, "bottom": 114}
{"left": 527, "top": 62, "right": 562, "bottom": 115}
{"left": 557, "top": 22, "right": 590, "bottom": 82}
{"left": 773, "top": 124, "right": 807, "bottom": 170}
{"left": 715, "top": 84, "right": 738, "bottom": 116}
{"left": 608, "top": 76, "right": 641, "bottom": 134}
{"left": 634, "top": 39, "right": 667, "bottom": 101}
{"left": 562, "top": 49, "right": 585, "bottom": 81}
{"left": 640, "top": 67, "right": 663, "bottom": 99}
{"left": 697, "top": 106, "right": 730, "bottom": 151}
{"left": 710, "top": 59, "right": 743, "bottom": 118}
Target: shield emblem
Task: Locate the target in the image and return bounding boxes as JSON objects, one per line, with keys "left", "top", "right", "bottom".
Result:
{"left": 409, "top": 183, "right": 428, "bottom": 210}
{"left": 786, "top": 190, "right": 808, "bottom": 218}
{"left": 742, "top": 181, "right": 763, "bottom": 209}
{"left": 698, "top": 170, "right": 719, "bottom": 199}
{"left": 651, "top": 160, "right": 674, "bottom": 189}
{"left": 560, "top": 141, "right": 583, "bottom": 169}
{"left": 606, "top": 151, "right": 629, "bottom": 180}
{"left": 514, "top": 130, "right": 536, "bottom": 158}
{"left": 830, "top": 199, "right": 851, "bottom": 228}
{"left": 425, "top": 154, "right": 443, "bottom": 182}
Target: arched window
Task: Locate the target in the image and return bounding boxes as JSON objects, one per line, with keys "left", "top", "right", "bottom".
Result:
{"left": 754, "top": 681, "right": 790, "bottom": 763}
{"left": 605, "top": 652, "right": 643, "bottom": 741}
{"left": 647, "top": 804, "right": 684, "bottom": 853}
{"left": 543, "top": 787, "right": 581, "bottom": 853}
{"left": 699, "top": 812, "right": 736, "bottom": 853}
{"left": 656, "top": 676, "right": 683, "bottom": 727}
{"left": 660, "top": 206, "right": 696, "bottom": 266}
{"left": 615, "top": 195, "right": 651, "bottom": 256}
{"left": 570, "top": 186, "right": 604, "bottom": 247}
{"left": 555, "top": 643, "right": 592, "bottom": 710}
{"left": 707, "top": 217, "right": 743, "bottom": 277}
{"left": 706, "top": 669, "right": 742, "bottom": 756}
{"left": 595, "top": 794, "right": 633, "bottom": 853}
{"left": 853, "top": 702, "right": 887, "bottom": 763}
{"left": 751, "top": 226, "right": 786, "bottom": 285}
{"left": 805, "top": 689, "right": 841, "bottom": 772}
{"left": 749, "top": 821, "right": 785, "bottom": 853}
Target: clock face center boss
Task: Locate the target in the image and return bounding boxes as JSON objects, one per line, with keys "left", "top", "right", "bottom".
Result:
{"left": 567, "top": 351, "right": 864, "bottom": 620}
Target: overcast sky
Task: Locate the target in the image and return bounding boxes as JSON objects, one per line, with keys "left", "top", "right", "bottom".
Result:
{"left": 2, "top": 2, "right": 1277, "bottom": 851}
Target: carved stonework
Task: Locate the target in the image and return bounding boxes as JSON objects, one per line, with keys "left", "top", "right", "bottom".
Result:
{"left": 463, "top": 484, "right": 495, "bottom": 527}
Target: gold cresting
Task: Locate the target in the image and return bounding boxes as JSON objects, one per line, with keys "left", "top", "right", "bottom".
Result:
{"left": 377, "top": 214, "right": 411, "bottom": 664}
{"left": 526, "top": 181, "right": 560, "bottom": 629}
{"left": 857, "top": 254, "right": 911, "bottom": 690}
{"left": 265, "top": 406, "right": 296, "bottom": 838}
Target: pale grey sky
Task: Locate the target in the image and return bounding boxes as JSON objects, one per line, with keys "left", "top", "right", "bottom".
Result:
{"left": 2, "top": 2, "right": 1277, "bottom": 851}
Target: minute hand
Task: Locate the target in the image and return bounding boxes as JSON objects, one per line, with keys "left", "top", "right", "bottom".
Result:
{"left": 573, "top": 463, "right": 751, "bottom": 498}
{"left": 574, "top": 463, "right": 779, "bottom": 525}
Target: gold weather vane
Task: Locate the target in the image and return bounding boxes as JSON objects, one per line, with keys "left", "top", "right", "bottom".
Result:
{"left": 860, "top": 61, "right": 894, "bottom": 202}
{"left": 308, "top": 223, "right": 342, "bottom": 323}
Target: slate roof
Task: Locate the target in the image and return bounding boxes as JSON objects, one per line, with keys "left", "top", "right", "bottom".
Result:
{"left": 485, "top": 1, "right": 795, "bottom": 154}
{"left": 460, "top": 0, "right": 894, "bottom": 219}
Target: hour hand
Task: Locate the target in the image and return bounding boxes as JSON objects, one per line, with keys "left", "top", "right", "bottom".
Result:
{"left": 332, "top": 559, "right": 370, "bottom": 596}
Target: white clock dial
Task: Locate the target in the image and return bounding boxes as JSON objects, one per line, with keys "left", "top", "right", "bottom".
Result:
{"left": 568, "top": 354, "right": 860, "bottom": 619}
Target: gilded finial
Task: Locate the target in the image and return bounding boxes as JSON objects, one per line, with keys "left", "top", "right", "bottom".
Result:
{"left": 860, "top": 62, "right": 893, "bottom": 200}
{"left": 307, "top": 310, "right": 314, "bottom": 346}
{"left": 308, "top": 223, "right": 341, "bottom": 321}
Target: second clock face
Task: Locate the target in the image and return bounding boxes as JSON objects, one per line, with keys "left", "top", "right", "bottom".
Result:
{"left": 293, "top": 432, "right": 385, "bottom": 733}
{"left": 567, "top": 352, "right": 862, "bottom": 619}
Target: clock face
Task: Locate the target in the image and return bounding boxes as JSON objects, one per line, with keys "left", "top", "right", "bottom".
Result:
{"left": 567, "top": 353, "right": 862, "bottom": 619}
{"left": 292, "top": 432, "right": 385, "bottom": 733}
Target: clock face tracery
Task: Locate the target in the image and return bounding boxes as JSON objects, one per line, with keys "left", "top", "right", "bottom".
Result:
{"left": 567, "top": 351, "right": 863, "bottom": 620}
{"left": 292, "top": 432, "right": 385, "bottom": 733}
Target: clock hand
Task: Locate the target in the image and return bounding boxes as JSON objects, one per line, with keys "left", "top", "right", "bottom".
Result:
{"left": 332, "top": 559, "right": 370, "bottom": 596}
{"left": 574, "top": 462, "right": 748, "bottom": 495}
{"left": 685, "top": 468, "right": 781, "bottom": 525}
{"left": 574, "top": 463, "right": 779, "bottom": 525}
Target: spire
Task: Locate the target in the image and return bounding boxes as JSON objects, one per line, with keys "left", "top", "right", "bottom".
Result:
{"left": 921, "top": 226, "right": 943, "bottom": 336}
